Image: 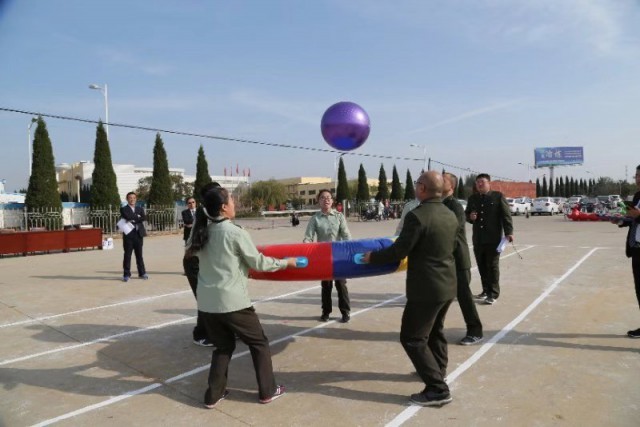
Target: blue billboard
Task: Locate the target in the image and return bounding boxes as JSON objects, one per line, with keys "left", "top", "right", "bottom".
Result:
{"left": 534, "top": 146, "right": 584, "bottom": 167}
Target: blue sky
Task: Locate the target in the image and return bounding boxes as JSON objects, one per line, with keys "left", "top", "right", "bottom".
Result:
{"left": 1, "top": 0, "right": 639, "bottom": 192}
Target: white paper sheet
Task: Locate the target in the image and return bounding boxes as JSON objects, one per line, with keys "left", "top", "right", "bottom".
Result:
{"left": 116, "top": 218, "right": 134, "bottom": 235}
{"left": 496, "top": 236, "right": 509, "bottom": 253}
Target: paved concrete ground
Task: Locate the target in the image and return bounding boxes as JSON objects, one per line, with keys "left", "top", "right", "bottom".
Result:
{"left": 0, "top": 214, "right": 639, "bottom": 426}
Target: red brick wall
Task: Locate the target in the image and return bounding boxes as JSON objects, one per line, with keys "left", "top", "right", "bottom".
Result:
{"left": 490, "top": 181, "right": 536, "bottom": 198}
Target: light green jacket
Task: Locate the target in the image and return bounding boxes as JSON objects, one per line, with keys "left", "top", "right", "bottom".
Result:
{"left": 303, "top": 209, "right": 351, "bottom": 242}
{"left": 195, "top": 220, "right": 287, "bottom": 313}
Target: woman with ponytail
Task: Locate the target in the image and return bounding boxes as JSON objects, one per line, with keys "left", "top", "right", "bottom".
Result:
{"left": 187, "top": 186, "right": 296, "bottom": 408}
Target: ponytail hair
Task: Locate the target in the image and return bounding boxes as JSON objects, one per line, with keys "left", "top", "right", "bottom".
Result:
{"left": 185, "top": 187, "right": 230, "bottom": 257}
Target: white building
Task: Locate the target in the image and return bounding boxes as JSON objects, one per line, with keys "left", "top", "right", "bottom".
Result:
{"left": 56, "top": 162, "right": 249, "bottom": 203}
{"left": 0, "top": 179, "right": 26, "bottom": 204}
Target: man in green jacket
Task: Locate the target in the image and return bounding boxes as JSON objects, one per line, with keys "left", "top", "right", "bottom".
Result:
{"left": 465, "top": 173, "right": 514, "bottom": 305}
{"left": 443, "top": 173, "right": 483, "bottom": 345}
{"left": 363, "top": 171, "right": 458, "bottom": 407}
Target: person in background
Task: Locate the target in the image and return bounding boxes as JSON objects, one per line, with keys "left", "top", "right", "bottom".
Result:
{"left": 442, "top": 173, "right": 483, "bottom": 345}
{"left": 182, "top": 197, "right": 197, "bottom": 244}
{"left": 184, "top": 183, "right": 221, "bottom": 347}
{"left": 465, "top": 174, "right": 514, "bottom": 305}
{"left": 614, "top": 164, "right": 640, "bottom": 338}
{"left": 303, "top": 189, "right": 352, "bottom": 323}
{"left": 363, "top": 171, "right": 458, "bottom": 407}
{"left": 120, "top": 192, "right": 148, "bottom": 282}
{"left": 187, "top": 186, "right": 297, "bottom": 408}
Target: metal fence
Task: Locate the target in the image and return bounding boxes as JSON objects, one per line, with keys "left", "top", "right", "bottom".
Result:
{"left": 0, "top": 205, "right": 184, "bottom": 236}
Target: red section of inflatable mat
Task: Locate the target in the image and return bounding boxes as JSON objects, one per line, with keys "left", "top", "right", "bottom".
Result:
{"left": 249, "top": 242, "right": 333, "bottom": 281}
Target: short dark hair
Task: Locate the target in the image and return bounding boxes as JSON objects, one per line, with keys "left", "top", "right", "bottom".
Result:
{"left": 476, "top": 173, "right": 491, "bottom": 181}
{"left": 199, "top": 181, "right": 221, "bottom": 199}
{"left": 126, "top": 191, "right": 137, "bottom": 198}
{"left": 317, "top": 189, "right": 332, "bottom": 201}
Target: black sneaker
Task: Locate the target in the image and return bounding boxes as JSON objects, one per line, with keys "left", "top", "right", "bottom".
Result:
{"left": 320, "top": 313, "right": 330, "bottom": 322}
{"left": 474, "top": 292, "right": 487, "bottom": 300}
{"left": 484, "top": 297, "right": 496, "bottom": 305}
{"left": 259, "top": 385, "right": 286, "bottom": 404}
{"left": 627, "top": 328, "right": 640, "bottom": 338}
{"left": 341, "top": 313, "right": 350, "bottom": 323}
{"left": 459, "top": 335, "right": 483, "bottom": 346}
{"left": 193, "top": 338, "right": 214, "bottom": 347}
{"left": 410, "top": 390, "right": 452, "bottom": 407}
{"left": 204, "top": 390, "right": 229, "bottom": 409}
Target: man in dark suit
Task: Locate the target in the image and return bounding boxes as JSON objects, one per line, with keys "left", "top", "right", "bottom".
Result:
{"left": 618, "top": 165, "right": 640, "bottom": 338}
{"left": 120, "top": 191, "right": 148, "bottom": 282}
{"left": 363, "top": 171, "right": 458, "bottom": 407}
{"left": 181, "top": 197, "right": 197, "bottom": 243}
{"left": 443, "top": 173, "right": 483, "bottom": 345}
{"left": 465, "top": 173, "right": 514, "bottom": 305}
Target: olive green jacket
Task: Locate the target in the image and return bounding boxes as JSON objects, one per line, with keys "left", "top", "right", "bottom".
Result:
{"left": 443, "top": 195, "right": 472, "bottom": 270}
{"left": 370, "top": 198, "right": 458, "bottom": 303}
{"left": 465, "top": 191, "right": 513, "bottom": 247}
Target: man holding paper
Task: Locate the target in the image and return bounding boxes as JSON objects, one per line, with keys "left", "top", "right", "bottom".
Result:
{"left": 617, "top": 165, "right": 640, "bottom": 338}
{"left": 120, "top": 192, "right": 148, "bottom": 282}
{"left": 465, "top": 173, "right": 513, "bottom": 305}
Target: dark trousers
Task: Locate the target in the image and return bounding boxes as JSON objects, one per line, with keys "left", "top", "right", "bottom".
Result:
{"left": 456, "top": 269, "right": 483, "bottom": 337}
{"left": 122, "top": 232, "right": 145, "bottom": 277}
{"left": 321, "top": 279, "right": 350, "bottom": 315}
{"left": 200, "top": 307, "right": 277, "bottom": 404}
{"left": 400, "top": 299, "right": 453, "bottom": 394}
{"left": 632, "top": 252, "right": 640, "bottom": 309}
{"left": 473, "top": 244, "right": 501, "bottom": 299}
{"left": 183, "top": 256, "right": 206, "bottom": 341}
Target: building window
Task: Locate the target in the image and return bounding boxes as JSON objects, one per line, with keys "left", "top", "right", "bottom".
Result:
{"left": 300, "top": 191, "right": 306, "bottom": 195}
{"left": 309, "top": 190, "right": 316, "bottom": 195}
{"left": 309, "top": 199, "right": 314, "bottom": 204}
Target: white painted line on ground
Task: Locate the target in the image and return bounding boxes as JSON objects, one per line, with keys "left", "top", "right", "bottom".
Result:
{"left": 385, "top": 247, "right": 600, "bottom": 427}
{"left": 27, "top": 245, "right": 538, "bottom": 426}
{"left": 0, "top": 291, "right": 191, "bottom": 329}
{"left": 1, "top": 285, "right": 319, "bottom": 367}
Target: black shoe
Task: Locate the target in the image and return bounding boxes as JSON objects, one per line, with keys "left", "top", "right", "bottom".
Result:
{"left": 193, "top": 338, "right": 214, "bottom": 347}
{"left": 484, "top": 297, "right": 496, "bottom": 305}
{"left": 320, "top": 313, "right": 330, "bottom": 322}
{"left": 204, "top": 390, "right": 229, "bottom": 409}
{"left": 341, "top": 313, "right": 350, "bottom": 323}
{"left": 459, "top": 335, "right": 483, "bottom": 346}
{"left": 409, "top": 390, "right": 452, "bottom": 407}
{"left": 474, "top": 292, "right": 487, "bottom": 300}
{"left": 627, "top": 328, "right": 640, "bottom": 338}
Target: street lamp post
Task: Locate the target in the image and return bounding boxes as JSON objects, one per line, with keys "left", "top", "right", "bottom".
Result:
{"left": 409, "top": 144, "right": 427, "bottom": 172}
{"left": 517, "top": 162, "right": 532, "bottom": 182}
{"left": 27, "top": 117, "right": 37, "bottom": 176}
{"left": 89, "top": 83, "right": 109, "bottom": 139}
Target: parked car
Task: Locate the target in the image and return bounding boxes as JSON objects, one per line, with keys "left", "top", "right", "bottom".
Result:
{"left": 566, "top": 196, "right": 582, "bottom": 209}
{"left": 596, "top": 195, "right": 614, "bottom": 209}
{"left": 506, "top": 197, "right": 530, "bottom": 216}
{"left": 578, "top": 197, "right": 599, "bottom": 213}
{"left": 553, "top": 197, "right": 568, "bottom": 212}
{"left": 532, "top": 197, "right": 560, "bottom": 215}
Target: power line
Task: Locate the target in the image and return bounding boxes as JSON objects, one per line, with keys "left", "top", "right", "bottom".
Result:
{"left": 2, "top": 106, "right": 516, "bottom": 181}
{"left": 1, "top": 107, "right": 421, "bottom": 162}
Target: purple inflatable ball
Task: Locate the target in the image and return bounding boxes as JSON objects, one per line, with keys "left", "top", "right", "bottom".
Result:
{"left": 321, "top": 101, "right": 370, "bottom": 151}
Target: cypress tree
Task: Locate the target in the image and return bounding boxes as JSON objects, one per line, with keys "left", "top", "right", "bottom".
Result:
{"left": 25, "top": 117, "right": 62, "bottom": 211}
{"left": 403, "top": 169, "right": 415, "bottom": 201}
{"left": 90, "top": 121, "right": 121, "bottom": 207}
{"left": 542, "top": 176, "right": 548, "bottom": 196}
{"left": 548, "top": 176, "right": 554, "bottom": 197}
{"left": 536, "top": 178, "right": 541, "bottom": 197}
{"left": 390, "top": 165, "right": 403, "bottom": 201}
{"left": 356, "top": 164, "right": 369, "bottom": 201}
{"left": 377, "top": 164, "right": 389, "bottom": 201}
{"left": 456, "top": 177, "right": 465, "bottom": 199}
{"left": 336, "top": 157, "right": 350, "bottom": 203}
{"left": 148, "top": 133, "right": 174, "bottom": 205}
{"left": 193, "top": 145, "right": 212, "bottom": 202}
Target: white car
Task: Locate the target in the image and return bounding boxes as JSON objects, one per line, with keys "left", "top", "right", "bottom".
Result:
{"left": 506, "top": 197, "right": 531, "bottom": 216}
{"left": 532, "top": 197, "right": 560, "bottom": 216}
